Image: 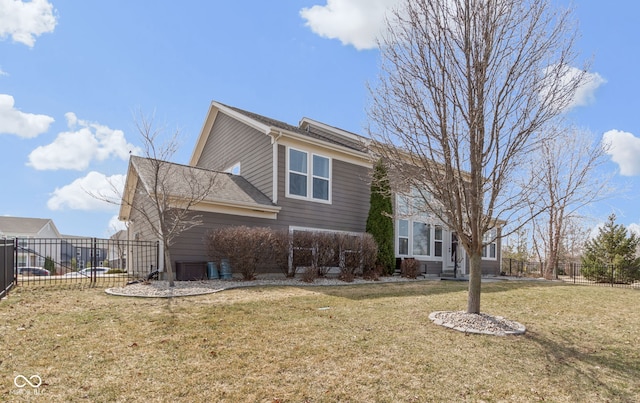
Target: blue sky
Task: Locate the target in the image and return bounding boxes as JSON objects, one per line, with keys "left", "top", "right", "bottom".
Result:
{"left": 0, "top": 0, "right": 638, "bottom": 238}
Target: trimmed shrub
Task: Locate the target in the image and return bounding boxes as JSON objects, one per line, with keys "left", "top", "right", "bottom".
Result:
{"left": 401, "top": 258, "right": 420, "bottom": 279}
{"left": 206, "top": 226, "right": 380, "bottom": 282}
{"left": 360, "top": 233, "right": 378, "bottom": 273}
{"left": 206, "top": 226, "right": 276, "bottom": 280}
{"left": 292, "top": 230, "right": 314, "bottom": 270}
{"left": 270, "top": 229, "right": 294, "bottom": 277}
{"left": 314, "top": 232, "right": 338, "bottom": 277}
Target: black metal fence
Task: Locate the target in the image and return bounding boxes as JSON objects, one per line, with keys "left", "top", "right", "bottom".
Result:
{"left": 501, "top": 258, "right": 640, "bottom": 289}
{"left": 1, "top": 239, "right": 14, "bottom": 299}
{"left": 13, "top": 237, "right": 159, "bottom": 288}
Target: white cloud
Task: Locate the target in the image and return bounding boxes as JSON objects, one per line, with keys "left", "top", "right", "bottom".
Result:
{"left": 542, "top": 65, "right": 606, "bottom": 112}
{"left": 0, "top": 68, "right": 7, "bottom": 76}
{"left": 107, "top": 215, "right": 127, "bottom": 234}
{"left": 28, "top": 113, "right": 140, "bottom": 170}
{"left": 47, "top": 171, "right": 126, "bottom": 211}
{"left": 0, "top": 94, "right": 54, "bottom": 138}
{"left": 0, "top": 0, "right": 57, "bottom": 47}
{"left": 568, "top": 70, "right": 606, "bottom": 109}
{"left": 602, "top": 129, "right": 640, "bottom": 176}
{"left": 300, "top": 0, "right": 400, "bottom": 50}
{"left": 300, "top": 2, "right": 607, "bottom": 111}
{"left": 629, "top": 223, "right": 640, "bottom": 237}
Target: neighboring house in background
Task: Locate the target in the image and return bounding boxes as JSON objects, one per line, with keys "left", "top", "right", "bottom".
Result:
{"left": 107, "top": 230, "right": 129, "bottom": 270}
{"left": 119, "top": 101, "right": 502, "bottom": 278}
{"left": 0, "top": 216, "right": 62, "bottom": 267}
{"left": 59, "top": 236, "right": 108, "bottom": 270}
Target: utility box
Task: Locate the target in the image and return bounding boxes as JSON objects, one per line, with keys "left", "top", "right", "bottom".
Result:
{"left": 175, "top": 261, "right": 207, "bottom": 281}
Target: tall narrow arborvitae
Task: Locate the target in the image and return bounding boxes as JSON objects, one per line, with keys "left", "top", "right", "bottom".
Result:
{"left": 366, "top": 159, "right": 395, "bottom": 275}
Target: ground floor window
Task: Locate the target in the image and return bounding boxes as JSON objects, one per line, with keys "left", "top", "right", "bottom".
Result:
{"left": 397, "top": 220, "right": 443, "bottom": 258}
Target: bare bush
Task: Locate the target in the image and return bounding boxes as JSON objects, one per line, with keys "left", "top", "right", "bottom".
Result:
{"left": 360, "top": 233, "right": 378, "bottom": 274}
{"left": 337, "top": 233, "right": 359, "bottom": 281}
{"left": 270, "top": 229, "right": 293, "bottom": 277}
{"left": 301, "top": 266, "right": 318, "bottom": 283}
{"left": 314, "top": 232, "right": 338, "bottom": 277}
{"left": 401, "top": 258, "right": 420, "bottom": 279}
{"left": 205, "top": 226, "right": 274, "bottom": 280}
{"left": 292, "top": 231, "right": 314, "bottom": 270}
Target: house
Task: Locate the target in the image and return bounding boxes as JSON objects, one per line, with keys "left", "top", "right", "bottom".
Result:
{"left": 0, "top": 216, "right": 62, "bottom": 267}
{"left": 119, "top": 101, "right": 502, "bottom": 278}
{"left": 0, "top": 216, "right": 114, "bottom": 272}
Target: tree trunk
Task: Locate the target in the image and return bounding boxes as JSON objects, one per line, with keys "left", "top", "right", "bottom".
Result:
{"left": 467, "top": 252, "right": 483, "bottom": 314}
{"left": 164, "top": 246, "right": 174, "bottom": 287}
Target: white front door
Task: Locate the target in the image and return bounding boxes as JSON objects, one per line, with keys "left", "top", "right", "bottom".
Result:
{"left": 444, "top": 231, "right": 465, "bottom": 275}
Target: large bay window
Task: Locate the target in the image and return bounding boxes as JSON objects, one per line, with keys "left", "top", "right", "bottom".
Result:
{"left": 396, "top": 192, "right": 443, "bottom": 258}
{"left": 287, "top": 148, "right": 331, "bottom": 202}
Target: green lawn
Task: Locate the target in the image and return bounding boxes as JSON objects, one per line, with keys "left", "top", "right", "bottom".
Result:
{"left": 1, "top": 281, "right": 638, "bottom": 402}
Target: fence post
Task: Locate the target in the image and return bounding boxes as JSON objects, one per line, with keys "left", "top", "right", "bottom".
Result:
{"left": 611, "top": 264, "right": 614, "bottom": 287}
{"left": 156, "top": 241, "right": 160, "bottom": 275}
{"left": 91, "top": 238, "right": 97, "bottom": 284}
{"left": 13, "top": 238, "right": 18, "bottom": 286}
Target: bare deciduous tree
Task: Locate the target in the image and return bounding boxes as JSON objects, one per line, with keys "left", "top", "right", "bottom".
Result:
{"left": 368, "top": 0, "right": 586, "bottom": 313}
{"left": 528, "top": 126, "right": 612, "bottom": 279}
{"left": 97, "top": 111, "right": 219, "bottom": 286}
{"left": 129, "top": 113, "right": 219, "bottom": 286}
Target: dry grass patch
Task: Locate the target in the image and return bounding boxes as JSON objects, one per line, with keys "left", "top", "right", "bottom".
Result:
{"left": 1, "top": 281, "right": 638, "bottom": 402}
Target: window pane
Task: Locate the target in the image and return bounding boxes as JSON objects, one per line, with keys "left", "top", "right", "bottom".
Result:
{"left": 413, "top": 222, "right": 430, "bottom": 255}
{"left": 289, "top": 172, "right": 307, "bottom": 196}
{"left": 434, "top": 225, "right": 442, "bottom": 240}
{"left": 398, "top": 220, "right": 409, "bottom": 237}
{"left": 397, "top": 195, "right": 410, "bottom": 216}
{"left": 490, "top": 243, "right": 496, "bottom": 258}
{"left": 434, "top": 241, "right": 442, "bottom": 257}
{"left": 313, "top": 155, "right": 329, "bottom": 178}
{"left": 312, "top": 177, "right": 329, "bottom": 200}
{"left": 399, "top": 238, "right": 408, "bottom": 255}
{"left": 290, "top": 149, "right": 307, "bottom": 173}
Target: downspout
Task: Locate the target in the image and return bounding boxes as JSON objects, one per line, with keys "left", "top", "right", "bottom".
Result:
{"left": 271, "top": 130, "right": 283, "bottom": 204}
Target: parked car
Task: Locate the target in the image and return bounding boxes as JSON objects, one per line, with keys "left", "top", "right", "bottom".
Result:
{"left": 63, "top": 267, "right": 111, "bottom": 277}
{"left": 18, "top": 267, "right": 50, "bottom": 276}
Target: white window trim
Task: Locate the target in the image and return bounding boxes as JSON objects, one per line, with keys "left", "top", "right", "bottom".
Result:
{"left": 396, "top": 218, "right": 444, "bottom": 260}
{"left": 395, "top": 193, "right": 446, "bottom": 259}
{"left": 285, "top": 147, "right": 332, "bottom": 204}
{"left": 482, "top": 229, "right": 498, "bottom": 261}
{"left": 224, "top": 162, "right": 241, "bottom": 175}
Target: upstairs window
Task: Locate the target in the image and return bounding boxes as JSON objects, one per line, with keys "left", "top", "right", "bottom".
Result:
{"left": 287, "top": 148, "right": 331, "bottom": 202}
{"left": 224, "top": 162, "right": 241, "bottom": 175}
{"left": 482, "top": 228, "right": 498, "bottom": 260}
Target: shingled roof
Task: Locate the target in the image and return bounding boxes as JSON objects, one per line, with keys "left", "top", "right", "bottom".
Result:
{"left": 131, "top": 156, "right": 278, "bottom": 211}
{"left": 0, "top": 216, "right": 60, "bottom": 238}
{"left": 222, "top": 103, "right": 367, "bottom": 153}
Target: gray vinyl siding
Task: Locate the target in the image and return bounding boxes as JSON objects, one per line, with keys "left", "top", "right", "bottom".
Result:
{"left": 167, "top": 212, "right": 288, "bottom": 272}
{"left": 196, "top": 112, "right": 273, "bottom": 199}
{"left": 276, "top": 145, "right": 371, "bottom": 233}
{"left": 128, "top": 183, "right": 161, "bottom": 277}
